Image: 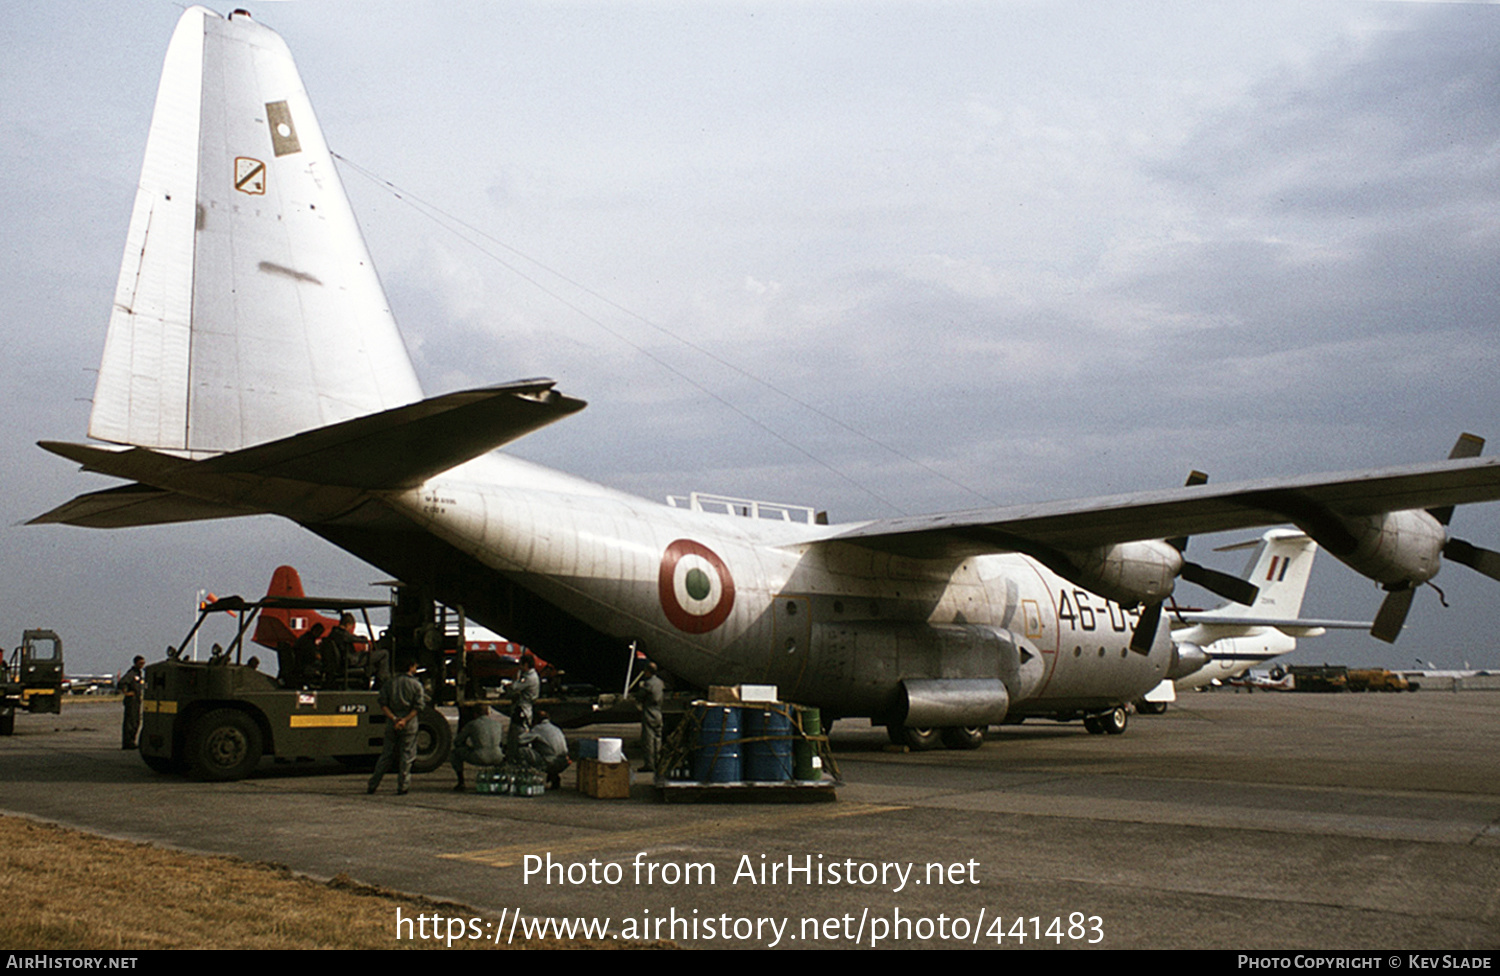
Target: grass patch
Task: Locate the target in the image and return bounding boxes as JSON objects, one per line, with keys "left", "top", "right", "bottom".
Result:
{"left": 0, "top": 815, "right": 669, "bottom": 950}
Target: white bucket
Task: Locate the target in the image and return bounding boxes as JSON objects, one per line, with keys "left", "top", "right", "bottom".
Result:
{"left": 598, "top": 737, "right": 624, "bottom": 763}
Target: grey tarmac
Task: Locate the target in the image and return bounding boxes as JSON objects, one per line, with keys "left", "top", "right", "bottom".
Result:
{"left": 2, "top": 692, "right": 1497, "bottom": 949}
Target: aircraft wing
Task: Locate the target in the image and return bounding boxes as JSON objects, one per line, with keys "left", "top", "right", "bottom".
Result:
{"left": 830, "top": 456, "right": 1500, "bottom": 558}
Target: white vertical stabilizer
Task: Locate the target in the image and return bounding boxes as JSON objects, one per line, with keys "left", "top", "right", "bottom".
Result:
{"left": 1201, "top": 530, "right": 1317, "bottom": 620}
{"left": 89, "top": 7, "right": 423, "bottom": 455}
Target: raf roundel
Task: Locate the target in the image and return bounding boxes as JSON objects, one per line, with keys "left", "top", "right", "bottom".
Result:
{"left": 658, "top": 539, "right": 736, "bottom": 634}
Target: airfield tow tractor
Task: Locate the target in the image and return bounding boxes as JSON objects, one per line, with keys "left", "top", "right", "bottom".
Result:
{"left": 1, "top": 630, "right": 64, "bottom": 735}
{"left": 139, "top": 587, "right": 457, "bottom": 780}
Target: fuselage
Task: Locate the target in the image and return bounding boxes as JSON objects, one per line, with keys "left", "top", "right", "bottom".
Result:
{"left": 379, "top": 454, "right": 1173, "bottom": 723}
{"left": 1171, "top": 622, "right": 1297, "bottom": 691}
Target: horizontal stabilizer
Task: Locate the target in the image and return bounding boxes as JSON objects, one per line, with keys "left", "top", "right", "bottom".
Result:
{"left": 28, "top": 483, "right": 265, "bottom": 528}
{"left": 35, "top": 380, "right": 585, "bottom": 525}
{"left": 1172, "top": 615, "right": 1370, "bottom": 631}
{"left": 36, "top": 441, "right": 196, "bottom": 482}
{"left": 196, "top": 379, "right": 585, "bottom": 489}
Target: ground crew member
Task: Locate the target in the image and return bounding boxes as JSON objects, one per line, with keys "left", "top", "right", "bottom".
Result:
{"left": 505, "top": 651, "right": 541, "bottom": 759}
{"left": 321, "top": 612, "right": 357, "bottom": 688}
{"left": 291, "top": 623, "right": 324, "bottom": 688}
{"left": 118, "top": 655, "right": 145, "bottom": 749}
{"left": 450, "top": 703, "right": 506, "bottom": 791}
{"left": 518, "top": 710, "right": 570, "bottom": 789}
{"left": 367, "top": 656, "right": 427, "bottom": 795}
{"left": 634, "top": 661, "right": 665, "bottom": 773}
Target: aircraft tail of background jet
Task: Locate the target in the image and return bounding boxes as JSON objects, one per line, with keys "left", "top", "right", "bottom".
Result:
{"left": 250, "top": 565, "right": 326, "bottom": 651}
{"left": 1176, "top": 530, "right": 1371, "bottom": 637}
{"left": 1162, "top": 530, "right": 1372, "bottom": 694}
{"left": 1195, "top": 530, "right": 1317, "bottom": 623}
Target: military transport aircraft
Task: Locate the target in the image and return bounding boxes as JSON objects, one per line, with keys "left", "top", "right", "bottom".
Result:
{"left": 31, "top": 8, "right": 1500, "bottom": 749}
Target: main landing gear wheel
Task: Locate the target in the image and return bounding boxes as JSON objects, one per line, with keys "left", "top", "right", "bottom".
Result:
{"left": 1135, "top": 700, "right": 1168, "bottom": 716}
{"left": 1083, "top": 707, "right": 1129, "bottom": 736}
{"left": 940, "top": 726, "right": 986, "bottom": 750}
{"left": 888, "top": 725, "right": 940, "bottom": 751}
{"left": 186, "top": 708, "right": 263, "bottom": 781}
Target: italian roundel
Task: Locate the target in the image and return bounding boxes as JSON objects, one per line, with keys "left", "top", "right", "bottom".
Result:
{"left": 658, "top": 539, "right": 736, "bottom": 634}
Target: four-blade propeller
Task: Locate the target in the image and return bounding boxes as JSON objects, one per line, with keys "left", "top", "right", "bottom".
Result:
{"left": 1371, "top": 433, "right": 1500, "bottom": 643}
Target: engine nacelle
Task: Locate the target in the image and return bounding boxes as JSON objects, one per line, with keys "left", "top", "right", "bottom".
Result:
{"left": 896, "top": 678, "right": 1010, "bottom": 728}
{"left": 1168, "top": 641, "right": 1209, "bottom": 681}
{"left": 1322, "top": 509, "right": 1446, "bottom": 586}
{"left": 1056, "top": 540, "right": 1184, "bottom": 606}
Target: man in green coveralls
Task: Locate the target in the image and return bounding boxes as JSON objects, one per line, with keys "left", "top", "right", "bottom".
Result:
{"left": 450, "top": 703, "right": 506, "bottom": 791}
{"left": 367, "top": 656, "right": 427, "bottom": 795}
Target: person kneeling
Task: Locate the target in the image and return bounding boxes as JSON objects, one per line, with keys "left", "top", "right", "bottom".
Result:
{"left": 517, "top": 710, "right": 570, "bottom": 790}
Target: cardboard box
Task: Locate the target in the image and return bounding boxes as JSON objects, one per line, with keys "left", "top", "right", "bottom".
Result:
{"left": 706, "top": 684, "right": 779, "bottom": 704}
{"left": 577, "top": 758, "right": 631, "bottom": 799}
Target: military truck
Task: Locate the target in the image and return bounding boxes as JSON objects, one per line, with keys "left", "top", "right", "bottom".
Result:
{"left": 1345, "top": 668, "right": 1415, "bottom": 692}
{"left": 1, "top": 630, "right": 64, "bottom": 735}
{"left": 1286, "top": 665, "right": 1349, "bottom": 693}
{"left": 138, "top": 591, "right": 454, "bottom": 781}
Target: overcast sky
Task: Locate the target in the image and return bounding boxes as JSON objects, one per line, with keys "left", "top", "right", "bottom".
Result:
{"left": 4, "top": 1, "right": 1500, "bottom": 676}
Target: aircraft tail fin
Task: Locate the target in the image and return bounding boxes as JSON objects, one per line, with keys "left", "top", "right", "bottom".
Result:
{"left": 266, "top": 565, "right": 308, "bottom": 600}
{"left": 1201, "top": 530, "right": 1317, "bottom": 619}
{"left": 90, "top": 7, "right": 423, "bottom": 456}
{"left": 251, "top": 566, "right": 328, "bottom": 650}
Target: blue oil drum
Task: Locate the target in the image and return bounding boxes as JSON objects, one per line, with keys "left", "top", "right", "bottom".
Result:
{"left": 691, "top": 704, "right": 742, "bottom": 782}
{"left": 744, "top": 705, "right": 794, "bottom": 781}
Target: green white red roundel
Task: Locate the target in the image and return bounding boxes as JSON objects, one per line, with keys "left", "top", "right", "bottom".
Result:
{"left": 658, "top": 539, "right": 736, "bottom": 634}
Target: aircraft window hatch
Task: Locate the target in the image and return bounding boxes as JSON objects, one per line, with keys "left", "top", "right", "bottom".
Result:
{"left": 667, "top": 492, "right": 825, "bottom": 524}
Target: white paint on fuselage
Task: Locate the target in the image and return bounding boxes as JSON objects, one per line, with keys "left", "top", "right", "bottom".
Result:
{"left": 1173, "top": 627, "right": 1297, "bottom": 691}
{"left": 388, "top": 453, "right": 1172, "bottom": 719}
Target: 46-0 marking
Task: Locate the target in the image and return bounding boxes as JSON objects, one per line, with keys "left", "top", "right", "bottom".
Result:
{"left": 1056, "top": 588, "right": 1139, "bottom": 633}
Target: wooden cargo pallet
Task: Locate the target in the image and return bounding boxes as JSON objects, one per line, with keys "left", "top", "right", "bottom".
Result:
{"left": 653, "top": 777, "right": 838, "bottom": 803}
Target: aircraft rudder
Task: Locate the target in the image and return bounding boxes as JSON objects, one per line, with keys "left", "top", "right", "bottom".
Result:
{"left": 89, "top": 6, "right": 215, "bottom": 450}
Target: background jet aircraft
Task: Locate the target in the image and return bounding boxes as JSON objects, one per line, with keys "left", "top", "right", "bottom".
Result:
{"left": 32, "top": 8, "right": 1500, "bottom": 749}
{"left": 1168, "top": 530, "right": 1371, "bottom": 692}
